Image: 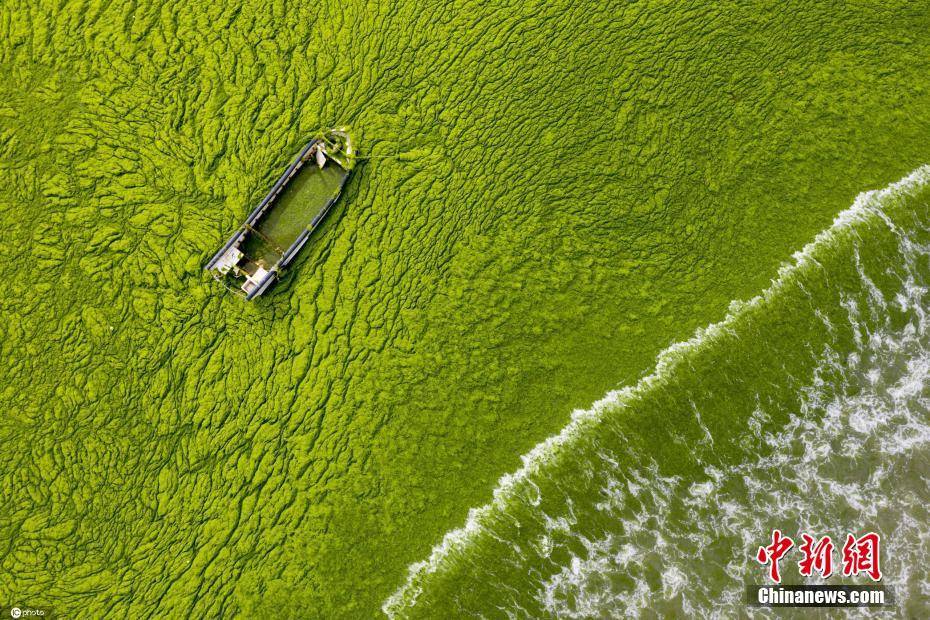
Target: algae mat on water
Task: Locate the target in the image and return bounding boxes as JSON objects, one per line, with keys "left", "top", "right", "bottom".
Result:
{"left": 2, "top": 1, "right": 930, "bottom": 617}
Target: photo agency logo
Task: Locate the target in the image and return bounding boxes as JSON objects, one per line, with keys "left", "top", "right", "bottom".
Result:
{"left": 749, "top": 530, "right": 893, "bottom": 608}
{"left": 7, "top": 606, "right": 48, "bottom": 618}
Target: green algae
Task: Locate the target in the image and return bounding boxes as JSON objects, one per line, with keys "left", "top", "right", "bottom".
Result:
{"left": 2, "top": 1, "right": 930, "bottom": 617}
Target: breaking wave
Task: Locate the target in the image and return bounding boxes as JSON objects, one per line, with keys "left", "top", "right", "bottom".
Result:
{"left": 384, "top": 166, "right": 930, "bottom": 618}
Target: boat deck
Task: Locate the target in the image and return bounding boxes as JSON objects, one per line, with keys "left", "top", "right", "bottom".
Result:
{"left": 240, "top": 162, "right": 348, "bottom": 267}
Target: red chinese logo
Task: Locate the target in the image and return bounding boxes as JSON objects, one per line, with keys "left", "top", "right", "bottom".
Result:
{"left": 798, "top": 534, "right": 834, "bottom": 578}
{"left": 757, "top": 531, "right": 882, "bottom": 583}
{"left": 756, "top": 529, "right": 794, "bottom": 583}
{"left": 842, "top": 532, "right": 882, "bottom": 581}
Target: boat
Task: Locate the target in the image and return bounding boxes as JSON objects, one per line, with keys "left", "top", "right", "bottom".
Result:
{"left": 205, "top": 129, "right": 354, "bottom": 299}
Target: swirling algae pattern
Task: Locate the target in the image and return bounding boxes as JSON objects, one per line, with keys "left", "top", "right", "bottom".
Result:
{"left": 2, "top": 1, "right": 929, "bottom": 616}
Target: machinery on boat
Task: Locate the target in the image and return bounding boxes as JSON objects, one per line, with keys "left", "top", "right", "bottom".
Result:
{"left": 205, "top": 129, "right": 354, "bottom": 299}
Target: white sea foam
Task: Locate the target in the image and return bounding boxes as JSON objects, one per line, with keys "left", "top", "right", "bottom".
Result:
{"left": 383, "top": 166, "right": 930, "bottom": 617}
{"left": 539, "top": 243, "right": 930, "bottom": 617}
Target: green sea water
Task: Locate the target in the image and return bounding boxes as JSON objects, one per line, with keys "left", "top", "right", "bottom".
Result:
{"left": 2, "top": 1, "right": 930, "bottom": 617}
{"left": 387, "top": 168, "right": 930, "bottom": 617}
